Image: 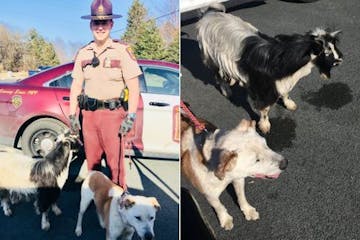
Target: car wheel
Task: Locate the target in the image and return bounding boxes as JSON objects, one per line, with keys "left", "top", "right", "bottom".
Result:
{"left": 21, "top": 118, "right": 68, "bottom": 157}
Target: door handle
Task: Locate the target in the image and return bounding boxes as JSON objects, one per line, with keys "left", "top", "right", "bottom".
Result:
{"left": 63, "top": 96, "right": 70, "bottom": 101}
{"left": 149, "top": 102, "right": 169, "bottom": 107}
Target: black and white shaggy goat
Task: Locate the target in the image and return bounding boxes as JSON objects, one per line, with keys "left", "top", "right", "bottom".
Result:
{"left": 197, "top": 4, "right": 343, "bottom": 133}
{"left": 0, "top": 131, "right": 78, "bottom": 230}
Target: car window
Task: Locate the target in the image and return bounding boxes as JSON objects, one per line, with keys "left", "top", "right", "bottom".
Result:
{"left": 141, "top": 66, "right": 179, "bottom": 96}
{"left": 138, "top": 73, "right": 147, "bottom": 93}
{"left": 49, "top": 72, "right": 73, "bottom": 88}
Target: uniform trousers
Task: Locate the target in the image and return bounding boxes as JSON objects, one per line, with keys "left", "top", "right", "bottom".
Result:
{"left": 81, "top": 108, "right": 127, "bottom": 188}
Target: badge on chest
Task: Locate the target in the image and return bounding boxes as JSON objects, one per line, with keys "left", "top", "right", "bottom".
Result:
{"left": 103, "top": 58, "right": 121, "bottom": 68}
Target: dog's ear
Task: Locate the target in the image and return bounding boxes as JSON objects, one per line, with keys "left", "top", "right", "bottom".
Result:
{"left": 149, "top": 197, "right": 161, "bottom": 211}
{"left": 236, "top": 119, "right": 251, "bottom": 132}
{"left": 119, "top": 197, "right": 136, "bottom": 209}
{"left": 214, "top": 150, "right": 237, "bottom": 180}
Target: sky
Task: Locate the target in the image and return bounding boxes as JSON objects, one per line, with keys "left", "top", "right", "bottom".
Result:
{"left": 0, "top": 0, "right": 179, "bottom": 61}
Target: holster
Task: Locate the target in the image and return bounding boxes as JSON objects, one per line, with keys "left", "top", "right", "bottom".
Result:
{"left": 120, "top": 87, "right": 129, "bottom": 111}
{"left": 77, "top": 93, "right": 88, "bottom": 110}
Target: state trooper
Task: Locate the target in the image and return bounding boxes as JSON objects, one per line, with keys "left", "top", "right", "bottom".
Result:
{"left": 69, "top": 0, "right": 141, "bottom": 189}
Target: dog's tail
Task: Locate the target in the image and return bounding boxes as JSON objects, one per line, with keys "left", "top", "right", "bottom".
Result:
{"left": 199, "top": 3, "right": 225, "bottom": 17}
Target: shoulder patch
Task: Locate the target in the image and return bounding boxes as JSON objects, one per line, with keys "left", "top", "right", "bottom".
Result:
{"left": 112, "top": 39, "right": 127, "bottom": 45}
{"left": 73, "top": 41, "right": 94, "bottom": 60}
{"left": 126, "top": 46, "right": 137, "bottom": 60}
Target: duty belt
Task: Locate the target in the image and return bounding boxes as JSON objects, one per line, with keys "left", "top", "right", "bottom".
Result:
{"left": 84, "top": 97, "right": 122, "bottom": 111}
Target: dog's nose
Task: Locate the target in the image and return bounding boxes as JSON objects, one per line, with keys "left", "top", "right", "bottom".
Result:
{"left": 279, "top": 158, "right": 288, "bottom": 170}
{"left": 144, "top": 232, "right": 153, "bottom": 240}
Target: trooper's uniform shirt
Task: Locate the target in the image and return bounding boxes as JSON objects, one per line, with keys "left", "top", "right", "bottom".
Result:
{"left": 72, "top": 38, "right": 141, "bottom": 187}
{"left": 72, "top": 39, "right": 141, "bottom": 99}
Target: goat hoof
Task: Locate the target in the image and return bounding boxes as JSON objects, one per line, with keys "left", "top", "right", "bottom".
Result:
{"left": 4, "top": 209, "right": 12, "bottom": 216}
{"left": 75, "top": 227, "right": 82, "bottom": 237}
{"left": 42, "top": 222, "right": 50, "bottom": 231}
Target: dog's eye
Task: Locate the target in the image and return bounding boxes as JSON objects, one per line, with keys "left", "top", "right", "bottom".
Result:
{"left": 256, "top": 159, "right": 260, "bottom": 163}
{"left": 135, "top": 216, "right": 141, "bottom": 221}
{"left": 150, "top": 216, "right": 154, "bottom": 220}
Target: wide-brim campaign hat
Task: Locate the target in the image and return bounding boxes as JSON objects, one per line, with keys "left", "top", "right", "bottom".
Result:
{"left": 81, "top": 0, "right": 122, "bottom": 20}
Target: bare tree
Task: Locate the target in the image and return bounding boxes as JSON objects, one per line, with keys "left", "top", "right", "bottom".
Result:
{"left": 151, "top": 0, "right": 179, "bottom": 27}
{"left": 0, "top": 25, "right": 24, "bottom": 71}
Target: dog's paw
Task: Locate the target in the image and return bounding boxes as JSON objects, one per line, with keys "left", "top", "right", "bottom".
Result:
{"left": 75, "top": 227, "right": 82, "bottom": 237}
{"left": 220, "top": 214, "right": 234, "bottom": 230}
{"left": 258, "top": 120, "right": 271, "bottom": 134}
{"left": 242, "top": 206, "right": 260, "bottom": 221}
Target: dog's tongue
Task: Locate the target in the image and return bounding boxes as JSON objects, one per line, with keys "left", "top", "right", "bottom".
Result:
{"left": 255, "top": 173, "right": 280, "bottom": 179}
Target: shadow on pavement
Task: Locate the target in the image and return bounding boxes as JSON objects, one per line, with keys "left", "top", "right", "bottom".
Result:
{"left": 301, "top": 82, "right": 353, "bottom": 111}
{"left": 265, "top": 116, "right": 297, "bottom": 151}
{"left": 181, "top": 187, "right": 217, "bottom": 240}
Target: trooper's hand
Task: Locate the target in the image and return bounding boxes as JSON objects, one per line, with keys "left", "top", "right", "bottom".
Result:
{"left": 69, "top": 114, "right": 81, "bottom": 135}
{"left": 119, "top": 113, "right": 136, "bottom": 136}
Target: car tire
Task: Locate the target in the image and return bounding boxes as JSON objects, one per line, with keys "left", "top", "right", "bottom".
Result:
{"left": 21, "top": 118, "right": 68, "bottom": 157}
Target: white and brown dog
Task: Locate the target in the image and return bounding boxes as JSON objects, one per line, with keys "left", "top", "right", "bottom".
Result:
{"left": 181, "top": 115, "right": 288, "bottom": 230}
{"left": 75, "top": 171, "right": 160, "bottom": 240}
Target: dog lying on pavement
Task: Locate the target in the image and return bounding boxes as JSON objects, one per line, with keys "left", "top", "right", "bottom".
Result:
{"left": 75, "top": 170, "right": 160, "bottom": 240}
{"left": 181, "top": 115, "right": 288, "bottom": 230}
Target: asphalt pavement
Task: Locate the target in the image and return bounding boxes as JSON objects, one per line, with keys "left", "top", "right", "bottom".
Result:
{"left": 181, "top": 0, "right": 360, "bottom": 239}
{"left": 0, "top": 156, "right": 179, "bottom": 240}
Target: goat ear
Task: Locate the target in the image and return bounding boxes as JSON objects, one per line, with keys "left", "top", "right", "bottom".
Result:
{"left": 214, "top": 150, "right": 237, "bottom": 180}
{"left": 330, "top": 30, "right": 342, "bottom": 37}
